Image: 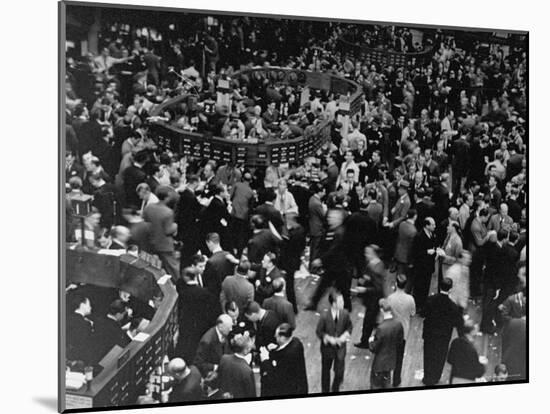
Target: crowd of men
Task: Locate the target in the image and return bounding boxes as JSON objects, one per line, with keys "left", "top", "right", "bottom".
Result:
{"left": 65, "top": 12, "right": 527, "bottom": 403}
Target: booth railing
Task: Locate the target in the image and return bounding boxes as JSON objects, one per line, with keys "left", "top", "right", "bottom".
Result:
{"left": 148, "top": 68, "right": 363, "bottom": 167}
{"left": 64, "top": 249, "right": 178, "bottom": 410}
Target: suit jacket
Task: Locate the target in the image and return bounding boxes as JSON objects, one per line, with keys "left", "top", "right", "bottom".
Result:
{"left": 143, "top": 202, "right": 177, "bottom": 252}
{"left": 326, "top": 164, "right": 339, "bottom": 193}
{"left": 281, "top": 223, "right": 306, "bottom": 273}
{"left": 176, "top": 282, "right": 219, "bottom": 361}
{"left": 247, "top": 229, "right": 281, "bottom": 265}
{"left": 255, "top": 203, "right": 284, "bottom": 234}
{"left": 447, "top": 337, "right": 485, "bottom": 380}
{"left": 218, "top": 354, "right": 257, "bottom": 398}
{"left": 203, "top": 251, "right": 235, "bottom": 299}
{"left": 201, "top": 196, "right": 230, "bottom": 245}
{"left": 369, "top": 317, "right": 404, "bottom": 372}
{"left": 316, "top": 309, "right": 353, "bottom": 358}
{"left": 261, "top": 337, "right": 308, "bottom": 397}
{"left": 422, "top": 293, "right": 463, "bottom": 340}
{"left": 194, "top": 326, "right": 231, "bottom": 376}
{"left": 66, "top": 312, "right": 95, "bottom": 364}
{"left": 487, "top": 213, "right": 514, "bottom": 233}
{"left": 394, "top": 220, "right": 418, "bottom": 263}
{"left": 220, "top": 274, "right": 255, "bottom": 313}
{"left": 169, "top": 365, "right": 203, "bottom": 403}
{"left": 93, "top": 316, "right": 131, "bottom": 360}
{"left": 308, "top": 195, "right": 326, "bottom": 237}
{"left": 121, "top": 164, "right": 147, "bottom": 209}
{"left": 255, "top": 266, "right": 283, "bottom": 305}
{"left": 390, "top": 194, "right": 411, "bottom": 226}
{"left": 176, "top": 188, "right": 201, "bottom": 241}
{"left": 256, "top": 310, "right": 281, "bottom": 349}
{"left": 412, "top": 229, "right": 437, "bottom": 275}
{"left": 263, "top": 295, "right": 296, "bottom": 328}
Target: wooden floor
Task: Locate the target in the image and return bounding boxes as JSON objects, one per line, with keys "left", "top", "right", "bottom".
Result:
{"left": 289, "top": 269, "right": 502, "bottom": 394}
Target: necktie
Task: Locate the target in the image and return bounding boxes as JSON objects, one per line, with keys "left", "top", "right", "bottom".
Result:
{"left": 334, "top": 313, "right": 338, "bottom": 325}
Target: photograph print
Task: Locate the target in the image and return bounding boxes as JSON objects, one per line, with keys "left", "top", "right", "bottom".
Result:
{"left": 60, "top": 1, "right": 528, "bottom": 411}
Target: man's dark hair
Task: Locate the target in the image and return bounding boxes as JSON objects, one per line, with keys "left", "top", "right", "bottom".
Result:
{"left": 277, "top": 323, "right": 294, "bottom": 338}
{"left": 236, "top": 260, "right": 250, "bottom": 275}
{"left": 191, "top": 254, "right": 207, "bottom": 266}
{"left": 440, "top": 277, "right": 453, "bottom": 292}
{"left": 497, "top": 229, "right": 508, "bottom": 241}
{"left": 328, "top": 289, "right": 342, "bottom": 305}
{"left": 68, "top": 293, "right": 89, "bottom": 312}
{"left": 134, "top": 151, "right": 149, "bottom": 165}
{"left": 206, "top": 232, "right": 220, "bottom": 244}
{"left": 182, "top": 267, "right": 197, "bottom": 281}
{"left": 479, "top": 208, "right": 490, "bottom": 218}
{"left": 250, "top": 214, "right": 266, "bottom": 230}
{"left": 156, "top": 186, "right": 172, "bottom": 202}
{"left": 108, "top": 299, "right": 127, "bottom": 316}
{"left": 311, "top": 182, "right": 325, "bottom": 195}
{"left": 187, "top": 174, "right": 200, "bottom": 185}
{"left": 264, "top": 188, "right": 277, "bottom": 202}
{"left": 396, "top": 274, "right": 408, "bottom": 289}
{"left": 244, "top": 301, "right": 261, "bottom": 315}
{"left": 407, "top": 209, "right": 417, "bottom": 219}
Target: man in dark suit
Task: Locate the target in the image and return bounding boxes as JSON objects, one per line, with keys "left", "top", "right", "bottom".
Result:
{"left": 355, "top": 245, "right": 387, "bottom": 349}
{"left": 412, "top": 217, "right": 438, "bottom": 312}
{"left": 343, "top": 201, "right": 379, "bottom": 277}
{"left": 203, "top": 232, "right": 236, "bottom": 300}
{"left": 121, "top": 150, "right": 148, "bottom": 209}
{"left": 308, "top": 183, "right": 326, "bottom": 270}
{"left": 176, "top": 267, "right": 219, "bottom": 363}
{"left": 244, "top": 301, "right": 281, "bottom": 349}
{"left": 280, "top": 212, "right": 306, "bottom": 312}
{"left": 247, "top": 215, "right": 282, "bottom": 270}
{"left": 220, "top": 260, "right": 255, "bottom": 314}
{"left": 93, "top": 299, "right": 131, "bottom": 360}
{"left": 369, "top": 299, "right": 404, "bottom": 389}
{"left": 66, "top": 293, "right": 96, "bottom": 365}
{"left": 193, "top": 314, "right": 233, "bottom": 377}
{"left": 65, "top": 149, "right": 85, "bottom": 181}
{"left": 451, "top": 134, "right": 470, "bottom": 195}
{"left": 255, "top": 189, "right": 285, "bottom": 235}
{"left": 143, "top": 187, "right": 180, "bottom": 280}
{"left": 218, "top": 332, "right": 256, "bottom": 398}
{"left": 259, "top": 323, "right": 308, "bottom": 397}
{"left": 255, "top": 252, "right": 283, "bottom": 305}
{"left": 325, "top": 152, "right": 340, "bottom": 194}
{"left": 167, "top": 358, "right": 203, "bottom": 402}
{"left": 89, "top": 172, "right": 121, "bottom": 229}
{"left": 263, "top": 278, "right": 296, "bottom": 328}
{"left": 422, "top": 277, "right": 464, "bottom": 386}
{"left": 316, "top": 290, "right": 353, "bottom": 393}
{"left": 394, "top": 209, "right": 417, "bottom": 286}
{"left": 176, "top": 175, "right": 202, "bottom": 267}
{"left": 200, "top": 184, "right": 231, "bottom": 250}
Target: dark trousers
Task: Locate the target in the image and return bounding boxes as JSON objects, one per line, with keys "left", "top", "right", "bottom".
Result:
{"left": 230, "top": 216, "right": 249, "bottom": 257}
{"left": 309, "top": 235, "right": 322, "bottom": 270}
{"left": 321, "top": 349, "right": 345, "bottom": 393}
{"left": 413, "top": 268, "right": 432, "bottom": 312}
{"left": 371, "top": 370, "right": 392, "bottom": 389}
{"left": 470, "top": 248, "right": 486, "bottom": 297}
{"left": 393, "top": 340, "right": 406, "bottom": 386}
{"left": 423, "top": 335, "right": 451, "bottom": 385}
{"left": 284, "top": 268, "right": 298, "bottom": 313}
{"left": 180, "top": 236, "right": 200, "bottom": 268}
{"left": 360, "top": 293, "right": 382, "bottom": 343}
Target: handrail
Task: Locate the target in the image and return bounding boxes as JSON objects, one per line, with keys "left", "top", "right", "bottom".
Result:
{"left": 65, "top": 249, "right": 178, "bottom": 409}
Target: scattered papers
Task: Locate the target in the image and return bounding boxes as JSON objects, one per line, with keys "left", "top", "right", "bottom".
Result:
{"left": 157, "top": 274, "right": 171, "bottom": 285}
{"left": 132, "top": 332, "right": 150, "bottom": 342}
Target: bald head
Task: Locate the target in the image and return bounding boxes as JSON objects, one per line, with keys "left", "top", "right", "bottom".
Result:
{"left": 500, "top": 203, "right": 508, "bottom": 215}
{"left": 167, "top": 358, "right": 189, "bottom": 379}
{"left": 217, "top": 314, "right": 233, "bottom": 336}
{"left": 449, "top": 207, "right": 459, "bottom": 221}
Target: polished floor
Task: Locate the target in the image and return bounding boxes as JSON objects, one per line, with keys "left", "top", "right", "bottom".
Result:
{"left": 290, "top": 269, "right": 502, "bottom": 394}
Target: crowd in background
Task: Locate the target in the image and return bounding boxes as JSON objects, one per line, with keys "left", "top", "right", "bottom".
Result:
{"left": 65, "top": 12, "right": 527, "bottom": 402}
